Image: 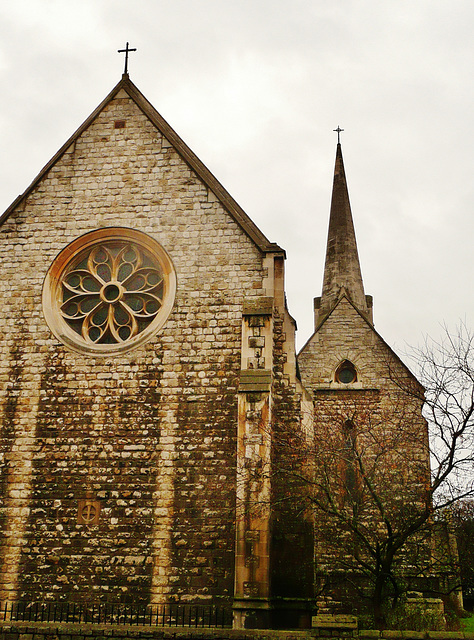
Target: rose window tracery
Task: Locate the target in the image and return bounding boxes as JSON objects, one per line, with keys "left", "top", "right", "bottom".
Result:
{"left": 61, "top": 243, "right": 164, "bottom": 344}
{"left": 43, "top": 228, "right": 176, "bottom": 355}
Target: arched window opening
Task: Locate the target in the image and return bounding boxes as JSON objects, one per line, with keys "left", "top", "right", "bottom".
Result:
{"left": 341, "top": 420, "right": 361, "bottom": 509}
{"left": 335, "top": 360, "right": 357, "bottom": 384}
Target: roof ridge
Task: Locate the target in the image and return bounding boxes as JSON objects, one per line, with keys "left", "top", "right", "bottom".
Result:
{"left": 0, "top": 76, "right": 284, "bottom": 255}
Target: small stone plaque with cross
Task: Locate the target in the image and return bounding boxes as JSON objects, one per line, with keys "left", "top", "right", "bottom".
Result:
{"left": 77, "top": 499, "right": 101, "bottom": 525}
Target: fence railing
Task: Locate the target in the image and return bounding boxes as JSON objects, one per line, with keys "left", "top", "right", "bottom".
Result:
{"left": 0, "top": 602, "right": 233, "bottom": 628}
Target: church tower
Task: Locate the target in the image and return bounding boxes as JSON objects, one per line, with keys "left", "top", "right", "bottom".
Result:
{"left": 298, "top": 141, "right": 431, "bottom": 616}
{"left": 298, "top": 140, "right": 379, "bottom": 393}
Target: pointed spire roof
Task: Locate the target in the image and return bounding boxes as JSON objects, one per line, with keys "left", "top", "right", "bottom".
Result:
{"left": 318, "top": 143, "right": 371, "bottom": 322}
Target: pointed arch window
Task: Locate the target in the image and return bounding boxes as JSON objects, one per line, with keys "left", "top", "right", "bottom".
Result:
{"left": 337, "top": 418, "right": 363, "bottom": 559}
{"left": 341, "top": 419, "right": 362, "bottom": 509}
{"left": 335, "top": 360, "right": 357, "bottom": 384}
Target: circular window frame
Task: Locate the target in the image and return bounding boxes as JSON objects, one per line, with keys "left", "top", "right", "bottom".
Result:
{"left": 335, "top": 360, "right": 358, "bottom": 384}
{"left": 43, "top": 228, "right": 176, "bottom": 356}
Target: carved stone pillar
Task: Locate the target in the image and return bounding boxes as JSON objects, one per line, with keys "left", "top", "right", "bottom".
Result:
{"left": 233, "top": 298, "right": 273, "bottom": 629}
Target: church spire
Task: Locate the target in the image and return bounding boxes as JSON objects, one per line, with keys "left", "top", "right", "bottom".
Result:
{"left": 315, "top": 142, "right": 373, "bottom": 325}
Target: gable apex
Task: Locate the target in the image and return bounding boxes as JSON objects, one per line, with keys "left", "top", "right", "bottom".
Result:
{"left": 299, "top": 293, "right": 423, "bottom": 390}
{"left": 0, "top": 75, "right": 283, "bottom": 255}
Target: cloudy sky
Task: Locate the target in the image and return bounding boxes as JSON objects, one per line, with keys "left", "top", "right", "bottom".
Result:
{"left": 0, "top": 1, "right": 472, "bottom": 355}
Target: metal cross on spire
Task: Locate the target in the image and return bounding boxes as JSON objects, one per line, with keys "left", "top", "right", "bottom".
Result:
{"left": 333, "top": 126, "right": 344, "bottom": 144}
{"left": 118, "top": 42, "right": 137, "bottom": 75}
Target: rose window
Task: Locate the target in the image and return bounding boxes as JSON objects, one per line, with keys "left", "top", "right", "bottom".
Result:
{"left": 43, "top": 228, "right": 176, "bottom": 355}
{"left": 61, "top": 243, "right": 163, "bottom": 344}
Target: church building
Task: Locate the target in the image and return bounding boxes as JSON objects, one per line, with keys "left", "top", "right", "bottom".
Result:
{"left": 0, "top": 72, "right": 436, "bottom": 629}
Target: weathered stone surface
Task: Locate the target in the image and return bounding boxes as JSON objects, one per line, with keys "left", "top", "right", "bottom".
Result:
{"left": 0, "top": 74, "right": 437, "bottom": 631}
{"left": 0, "top": 79, "right": 279, "bottom": 606}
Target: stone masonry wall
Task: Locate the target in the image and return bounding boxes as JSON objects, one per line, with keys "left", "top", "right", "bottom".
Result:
{"left": 297, "top": 299, "right": 431, "bottom": 614}
{"left": 298, "top": 299, "right": 428, "bottom": 465}
{"left": 0, "top": 622, "right": 312, "bottom": 640}
{"left": 299, "top": 299, "right": 412, "bottom": 392}
{"left": 1, "top": 621, "right": 473, "bottom": 640}
{"left": 0, "top": 89, "right": 271, "bottom": 605}
{"left": 270, "top": 304, "right": 314, "bottom": 605}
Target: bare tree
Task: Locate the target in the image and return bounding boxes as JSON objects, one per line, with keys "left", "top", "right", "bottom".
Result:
{"left": 269, "top": 325, "right": 474, "bottom": 628}
{"left": 412, "top": 324, "right": 474, "bottom": 507}
{"left": 444, "top": 499, "right": 474, "bottom": 609}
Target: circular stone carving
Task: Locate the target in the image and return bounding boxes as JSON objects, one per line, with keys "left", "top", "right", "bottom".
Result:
{"left": 43, "top": 228, "right": 176, "bottom": 355}
{"left": 80, "top": 503, "right": 97, "bottom": 523}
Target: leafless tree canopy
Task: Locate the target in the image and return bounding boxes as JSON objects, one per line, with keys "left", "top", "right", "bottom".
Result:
{"left": 267, "top": 325, "right": 474, "bottom": 627}
{"left": 410, "top": 324, "right": 474, "bottom": 506}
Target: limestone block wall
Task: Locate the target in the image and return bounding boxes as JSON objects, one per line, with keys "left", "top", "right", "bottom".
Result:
{"left": 1, "top": 621, "right": 470, "bottom": 640}
{"left": 270, "top": 306, "right": 314, "bottom": 605}
{"left": 300, "top": 300, "right": 392, "bottom": 389}
{"left": 298, "top": 298, "right": 429, "bottom": 470}
{"left": 0, "top": 90, "right": 273, "bottom": 605}
{"left": 298, "top": 298, "right": 427, "bottom": 437}
{"left": 298, "top": 298, "right": 431, "bottom": 612}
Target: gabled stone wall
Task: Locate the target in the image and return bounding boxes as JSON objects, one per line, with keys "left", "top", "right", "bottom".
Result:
{"left": 298, "top": 298, "right": 431, "bottom": 614}
{"left": 0, "top": 90, "right": 272, "bottom": 606}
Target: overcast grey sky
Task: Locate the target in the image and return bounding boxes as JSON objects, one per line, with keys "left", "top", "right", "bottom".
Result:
{"left": 0, "top": 0, "right": 472, "bottom": 353}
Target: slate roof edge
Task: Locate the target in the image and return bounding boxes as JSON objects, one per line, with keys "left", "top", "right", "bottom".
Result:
{"left": 0, "top": 74, "right": 285, "bottom": 256}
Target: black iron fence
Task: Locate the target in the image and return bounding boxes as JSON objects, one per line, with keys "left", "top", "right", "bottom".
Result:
{"left": 0, "top": 601, "right": 232, "bottom": 628}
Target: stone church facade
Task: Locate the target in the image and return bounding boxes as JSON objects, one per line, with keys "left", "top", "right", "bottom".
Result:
{"left": 0, "top": 74, "right": 436, "bottom": 628}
